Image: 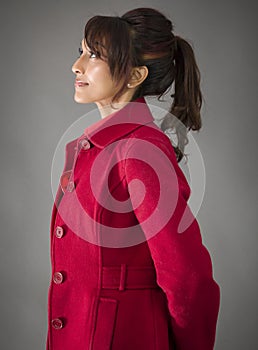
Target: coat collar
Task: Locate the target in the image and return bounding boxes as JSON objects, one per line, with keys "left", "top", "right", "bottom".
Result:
{"left": 83, "top": 97, "right": 155, "bottom": 149}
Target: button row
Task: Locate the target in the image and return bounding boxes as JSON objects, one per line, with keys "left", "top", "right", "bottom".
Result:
{"left": 52, "top": 225, "right": 66, "bottom": 330}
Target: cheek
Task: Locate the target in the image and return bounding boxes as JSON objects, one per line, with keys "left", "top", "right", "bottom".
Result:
{"left": 87, "top": 65, "right": 113, "bottom": 86}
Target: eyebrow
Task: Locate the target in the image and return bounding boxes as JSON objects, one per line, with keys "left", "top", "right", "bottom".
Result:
{"left": 79, "top": 39, "right": 107, "bottom": 57}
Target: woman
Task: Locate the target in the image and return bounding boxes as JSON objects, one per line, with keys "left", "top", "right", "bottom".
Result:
{"left": 46, "top": 7, "right": 220, "bottom": 350}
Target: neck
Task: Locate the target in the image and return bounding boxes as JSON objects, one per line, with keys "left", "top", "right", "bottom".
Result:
{"left": 95, "top": 101, "right": 128, "bottom": 119}
{"left": 95, "top": 90, "right": 136, "bottom": 119}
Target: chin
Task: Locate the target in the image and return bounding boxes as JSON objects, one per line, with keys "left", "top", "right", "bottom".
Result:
{"left": 73, "top": 94, "right": 89, "bottom": 104}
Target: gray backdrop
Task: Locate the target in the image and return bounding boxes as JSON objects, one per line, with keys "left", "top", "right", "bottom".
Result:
{"left": 0, "top": 0, "right": 257, "bottom": 349}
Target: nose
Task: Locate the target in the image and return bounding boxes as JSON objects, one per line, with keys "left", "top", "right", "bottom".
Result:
{"left": 71, "top": 57, "right": 85, "bottom": 75}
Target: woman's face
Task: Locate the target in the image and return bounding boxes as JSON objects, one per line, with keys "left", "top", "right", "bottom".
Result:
{"left": 71, "top": 39, "right": 121, "bottom": 107}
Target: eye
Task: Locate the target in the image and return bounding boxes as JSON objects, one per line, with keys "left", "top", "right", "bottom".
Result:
{"left": 78, "top": 47, "right": 83, "bottom": 57}
{"left": 77, "top": 46, "right": 101, "bottom": 60}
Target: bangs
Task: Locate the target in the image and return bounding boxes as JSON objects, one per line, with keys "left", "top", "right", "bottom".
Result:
{"left": 83, "top": 16, "right": 133, "bottom": 81}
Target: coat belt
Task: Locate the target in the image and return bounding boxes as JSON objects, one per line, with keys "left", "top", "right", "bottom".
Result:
{"left": 101, "top": 264, "right": 159, "bottom": 291}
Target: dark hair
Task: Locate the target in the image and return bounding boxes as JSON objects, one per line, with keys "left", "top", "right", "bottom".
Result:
{"left": 83, "top": 8, "right": 202, "bottom": 162}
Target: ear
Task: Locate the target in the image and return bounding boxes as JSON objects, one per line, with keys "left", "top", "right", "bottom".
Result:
{"left": 127, "top": 66, "right": 148, "bottom": 88}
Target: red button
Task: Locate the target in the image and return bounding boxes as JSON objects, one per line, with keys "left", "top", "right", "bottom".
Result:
{"left": 55, "top": 226, "right": 64, "bottom": 238}
{"left": 53, "top": 272, "right": 64, "bottom": 284}
{"left": 51, "top": 318, "right": 63, "bottom": 329}
{"left": 66, "top": 181, "right": 75, "bottom": 192}
{"left": 60, "top": 170, "right": 73, "bottom": 193}
{"left": 80, "top": 138, "right": 91, "bottom": 150}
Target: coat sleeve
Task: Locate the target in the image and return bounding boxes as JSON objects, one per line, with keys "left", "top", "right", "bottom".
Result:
{"left": 124, "top": 136, "right": 220, "bottom": 350}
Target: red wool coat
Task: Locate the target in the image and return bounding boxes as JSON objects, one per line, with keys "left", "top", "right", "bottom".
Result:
{"left": 46, "top": 97, "right": 220, "bottom": 350}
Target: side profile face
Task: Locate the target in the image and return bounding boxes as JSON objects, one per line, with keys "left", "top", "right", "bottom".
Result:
{"left": 71, "top": 39, "right": 123, "bottom": 108}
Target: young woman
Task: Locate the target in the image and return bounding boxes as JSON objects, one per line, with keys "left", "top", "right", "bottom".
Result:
{"left": 46, "top": 7, "right": 220, "bottom": 350}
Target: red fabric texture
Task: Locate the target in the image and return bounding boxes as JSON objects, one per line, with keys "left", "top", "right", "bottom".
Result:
{"left": 46, "top": 97, "right": 220, "bottom": 350}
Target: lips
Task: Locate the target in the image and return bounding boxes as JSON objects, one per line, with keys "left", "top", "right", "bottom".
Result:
{"left": 75, "top": 80, "right": 89, "bottom": 87}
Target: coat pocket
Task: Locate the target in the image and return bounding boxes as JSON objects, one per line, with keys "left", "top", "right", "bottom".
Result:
{"left": 91, "top": 297, "right": 118, "bottom": 350}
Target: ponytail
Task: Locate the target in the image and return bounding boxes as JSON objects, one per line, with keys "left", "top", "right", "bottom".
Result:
{"left": 160, "top": 35, "right": 203, "bottom": 162}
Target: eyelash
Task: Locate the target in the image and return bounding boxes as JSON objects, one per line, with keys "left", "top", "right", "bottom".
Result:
{"left": 78, "top": 47, "right": 98, "bottom": 59}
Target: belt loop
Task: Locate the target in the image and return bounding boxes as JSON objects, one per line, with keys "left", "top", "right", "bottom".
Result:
{"left": 119, "top": 264, "right": 127, "bottom": 291}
